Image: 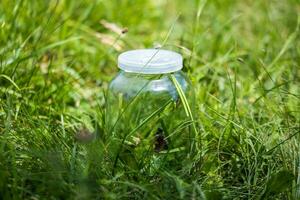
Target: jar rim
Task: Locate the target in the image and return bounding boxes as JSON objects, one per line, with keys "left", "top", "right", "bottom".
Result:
{"left": 118, "top": 49, "right": 183, "bottom": 74}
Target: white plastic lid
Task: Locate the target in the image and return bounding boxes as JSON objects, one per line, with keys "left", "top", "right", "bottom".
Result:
{"left": 118, "top": 49, "right": 183, "bottom": 74}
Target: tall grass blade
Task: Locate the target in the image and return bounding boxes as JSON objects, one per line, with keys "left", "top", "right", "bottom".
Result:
{"left": 0, "top": 74, "right": 20, "bottom": 90}
{"left": 170, "top": 74, "right": 199, "bottom": 152}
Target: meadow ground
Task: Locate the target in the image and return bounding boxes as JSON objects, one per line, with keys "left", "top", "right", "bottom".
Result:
{"left": 0, "top": 0, "right": 299, "bottom": 199}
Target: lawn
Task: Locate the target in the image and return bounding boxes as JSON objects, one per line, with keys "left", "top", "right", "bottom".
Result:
{"left": 0, "top": 0, "right": 299, "bottom": 199}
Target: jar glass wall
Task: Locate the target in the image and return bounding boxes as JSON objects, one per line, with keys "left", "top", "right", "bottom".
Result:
{"left": 105, "top": 49, "right": 195, "bottom": 170}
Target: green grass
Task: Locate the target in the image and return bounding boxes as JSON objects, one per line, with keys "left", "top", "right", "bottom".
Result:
{"left": 0, "top": 0, "right": 300, "bottom": 199}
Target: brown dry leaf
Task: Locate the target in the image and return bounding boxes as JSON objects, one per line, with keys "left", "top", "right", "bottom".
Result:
{"left": 95, "top": 33, "right": 123, "bottom": 51}
{"left": 100, "top": 19, "right": 128, "bottom": 35}
{"left": 75, "top": 128, "right": 95, "bottom": 143}
{"left": 154, "top": 128, "right": 168, "bottom": 153}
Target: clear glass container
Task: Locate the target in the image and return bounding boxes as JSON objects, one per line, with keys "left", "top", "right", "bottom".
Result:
{"left": 106, "top": 49, "right": 195, "bottom": 168}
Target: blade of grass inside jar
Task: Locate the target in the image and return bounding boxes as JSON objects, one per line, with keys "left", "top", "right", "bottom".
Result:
{"left": 112, "top": 98, "right": 173, "bottom": 174}
{"left": 169, "top": 75, "right": 191, "bottom": 117}
{"left": 109, "top": 74, "right": 164, "bottom": 134}
{"left": 127, "top": 99, "right": 172, "bottom": 138}
{"left": 169, "top": 74, "right": 199, "bottom": 150}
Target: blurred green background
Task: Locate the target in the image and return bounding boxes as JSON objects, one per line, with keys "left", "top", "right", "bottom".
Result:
{"left": 0, "top": 0, "right": 299, "bottom": 199}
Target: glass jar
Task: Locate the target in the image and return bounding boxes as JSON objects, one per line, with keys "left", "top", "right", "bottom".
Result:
{"left": 106, "top": 49, "right": 195, "bottom": 167}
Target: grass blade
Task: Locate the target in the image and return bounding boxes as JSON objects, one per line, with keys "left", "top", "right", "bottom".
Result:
{"left": 170, "top": 74, "right": 199, "bottom": 152}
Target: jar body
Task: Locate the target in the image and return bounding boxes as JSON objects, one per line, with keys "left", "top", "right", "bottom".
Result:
{"left": 106, "top": 70, "right": 195, "bottom": 154}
